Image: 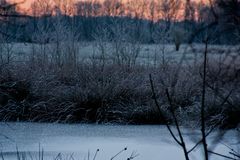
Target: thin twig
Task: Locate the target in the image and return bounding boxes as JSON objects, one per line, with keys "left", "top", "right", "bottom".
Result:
{"left": 149, "top": 74, "right": 190, "bottom": 160}
{"left": 229, "top": 152, "right": 240, "bottom": 159}
{"left": 0, "top": 151, "right": 5, "bottom": 160}
{"left": 93, "top": 149, "right": 99, "bottom": 160}
{"left": 166, "top": 89, "right": 190, "bottom": 160}
{"left": 110, "top": 147, "right": 127, "bottom": 160}
{"left": 127, "top": 151, "right": 139, "bottom": 160}
{"left": 188, "top": 123, "right": 217, "bottom": 154}
{"left": 208, "top": 150, "right": 237, "bottom": 160}
{"left": 201, "top": 39, "right": 209, "bottom": 160}
{"left": 149, "top": 74, "right": 182, "bottom": 146}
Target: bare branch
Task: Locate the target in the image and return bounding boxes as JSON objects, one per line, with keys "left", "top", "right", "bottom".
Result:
{"left": 149, "top": 74, "right": 182, "bottom": 146}
{"left": 208, "top": 150, "right": 237, "bottom": 160}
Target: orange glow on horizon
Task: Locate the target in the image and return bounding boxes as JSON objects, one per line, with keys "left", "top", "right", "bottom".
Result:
{"left": 7, "top": 0, "right": 209, "bottom": 21}
{"left": 7, "top": 0, "right": 32, "bottom": 9}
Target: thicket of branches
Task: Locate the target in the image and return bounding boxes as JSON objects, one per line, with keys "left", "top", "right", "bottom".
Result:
{"left": 0, "top": 0, "right": 240, "bottom": 45}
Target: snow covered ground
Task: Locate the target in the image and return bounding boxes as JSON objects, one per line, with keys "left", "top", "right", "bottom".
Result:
{"left": 0, "top": 123, "right": 238, "bottom": 160}
{"left": 1, "top": 42, "right": 240, "bottom": 66}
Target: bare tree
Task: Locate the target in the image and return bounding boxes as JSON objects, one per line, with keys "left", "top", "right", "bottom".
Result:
{"left": 160, "top": 0, "right": 181, "bottom": 25}
{"left": 184, "top": 0, "right": 196, "bottom": 22}
{"left": 53, "top": 0, "right": 75, "bottom": 16}
{"left": 172, "top": 27, "right": 185, "bottom": 51}
{"left": 0, "top": 0, "right": 26, "bottom": 40}
{"left": 0, "top": 0, "right": 26, "bottom": 70}
{"left": 216, "top": 0, "right": 240, "bottom": 42}
{"left": 30, "top": 0, "right": 53, "bottom": 67}
{"left": 148, "top": 0, "right": 156, "bottom": 42}
{"left": 149, "top": 37, "right": 239, "bottom": 160}
{"left": 92, "top": 24, "right": 111, "bottom": 69}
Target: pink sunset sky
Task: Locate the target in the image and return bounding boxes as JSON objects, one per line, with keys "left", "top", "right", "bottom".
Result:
{"left": 9, "top": 0, "right": 208, "bottom": 9}
{"left": 6, "top": 0, "right": 209, "bottom": 20}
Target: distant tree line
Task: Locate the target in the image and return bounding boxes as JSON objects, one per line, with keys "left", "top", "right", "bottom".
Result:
{"left": 0, "top": 0, "right": 240, "bottom": 44}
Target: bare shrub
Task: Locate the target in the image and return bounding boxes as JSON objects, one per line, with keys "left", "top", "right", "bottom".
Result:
{"left": 0, "top": 40, "right": 239, "bottom": 127}
{"left": 172, "top": 27, "right": 185, "bottom": 51}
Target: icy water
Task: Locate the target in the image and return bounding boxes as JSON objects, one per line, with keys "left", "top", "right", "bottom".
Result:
{"left": 0, "top": 123, "right": 238, "bottom": 160}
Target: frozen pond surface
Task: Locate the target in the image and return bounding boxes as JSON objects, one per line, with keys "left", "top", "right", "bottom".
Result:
{"left": 0, "top": 123, "right": 238, "bottom": 160}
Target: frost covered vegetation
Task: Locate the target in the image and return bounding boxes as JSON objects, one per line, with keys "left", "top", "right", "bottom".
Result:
{"left": 0, "top": 1, "right": 240, "bottom": 160}
{"left": 0, "top": 0, "right": 240, "bottom": 129}
{"left": 0, "top": 42, "right": 239, "bottom": 128}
